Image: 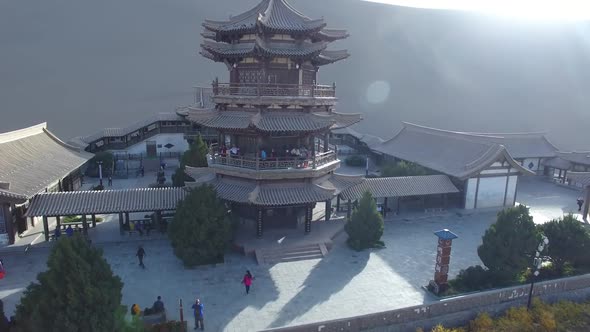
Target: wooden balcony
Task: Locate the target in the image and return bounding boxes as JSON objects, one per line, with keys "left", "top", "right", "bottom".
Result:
{"left": 209, "top": 150, "right": 338, "bottom": 171}
{"left": 202, "top": 82, "right": 338, "bottom": 107}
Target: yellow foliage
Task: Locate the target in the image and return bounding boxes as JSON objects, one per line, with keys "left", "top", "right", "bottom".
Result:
{"left": 494, "top": 307, "right": 534, "bottom": 332}
{"left": 469, "top": 312, "right": 493, "bottom": 332}
{"left": 430, "top": 324, "right": 465, "bottom": 332}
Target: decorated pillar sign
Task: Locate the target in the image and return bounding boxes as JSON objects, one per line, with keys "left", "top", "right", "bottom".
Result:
{"left": 429, "top": 229, "right": 458, "bottom": 295}
{"left": 256, "top": 208, "right": 263, "bottom": 238}
{"left": 305, "top": 205, "right": 312, "bottom": 234}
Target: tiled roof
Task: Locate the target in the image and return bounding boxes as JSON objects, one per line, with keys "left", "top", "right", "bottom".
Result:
{"left": 566, "top": 172, "right": 590, "bottom": 187}
{"left": 371, "top": 123, "right": 533, "bottom": 179}
{"left": 312, "top": 29, "right": 349, "bottom": 42}
{"left": 542, "top": 157, "right": 572, "bottom": 170}
{"left": 0, "top": 123, "right": 93, "bottom": 198}
{"left": 0, "top": 188, "right": 27, "bottom": 204}
{"left": 340, "top": 175, "right": 459, "bottom": 201}
{"left": 25, "top": 187, "right": 188, "bottom": 217}
{"left": 184, "top": 108, "right": 361, "bottom": 133}
{"left": 332, "top": 127, "right": 385, "bottom": 148}
{"left": 202, "top": 0, "right": 326, "bottom": 34}
{"left": 78, "top": 112, "right": 184, "bottom": 144}
{"left": 201, "top": 38, "right": 327, "bottom": 60}
{"left": 557, "top": 151, "right": 590, "bottom": 167}
{"left": 313, "top": 50, "right": 350, "bottom": 66}
{"left": 461, "top": 131, "right": 558, "bottom": 159}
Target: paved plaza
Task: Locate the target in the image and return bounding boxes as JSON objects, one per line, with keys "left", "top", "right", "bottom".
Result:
{"left": 0, "top": 175, "right": 584, "bottom": 331}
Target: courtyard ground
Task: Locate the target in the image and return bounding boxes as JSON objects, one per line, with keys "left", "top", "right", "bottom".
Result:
{"left": 0, "top": 175, "right": 583, "bottom": 331}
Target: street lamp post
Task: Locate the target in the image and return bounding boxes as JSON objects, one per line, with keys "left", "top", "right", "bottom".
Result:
{"left": 97, "top": 161, "right": 103, "bottom": 186}
{"left": 527, "top": 235, "right": 549, "bottom": 310}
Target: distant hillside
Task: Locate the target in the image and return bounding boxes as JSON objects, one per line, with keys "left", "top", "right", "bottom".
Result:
{"left": 1, "top": 0, "right": 588, "bottom": 150}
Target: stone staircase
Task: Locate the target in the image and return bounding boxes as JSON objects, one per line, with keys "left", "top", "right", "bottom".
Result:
{"left": 255, "top": 243, "right": 328, "bottom": 265}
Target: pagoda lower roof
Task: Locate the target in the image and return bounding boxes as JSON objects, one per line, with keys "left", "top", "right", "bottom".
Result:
{"left": 182, "top": 108, "right": 362, "bottom": 133}
{"left": 185, "top": 167, "right": 365, "bottom": 206}
{"left": 202, "top": 0, "right": 327, "bottom": 35}
{"left": 201, "top": 38, "right": 330, "bottom": 60}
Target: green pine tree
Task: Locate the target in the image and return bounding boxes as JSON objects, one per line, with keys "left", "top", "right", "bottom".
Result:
{"left": 15, "top": 234, "right": 124, "bottom": 332}
{"left": 345, "top": 191, "right": 385, "bottom": 250}
{"left": 540, "top": 214, "right": 590, "bottom": 272}
{"left": 477, "top": 205, "right": 539, "bottom": 282}
{"left": 168, "top": 185, "right": 231, "bottom": 267}
{"left": 181, "top": 135, "right": 208, "bottom": 168}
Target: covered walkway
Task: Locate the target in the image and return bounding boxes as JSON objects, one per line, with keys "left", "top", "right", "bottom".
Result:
{"left": 335, "top": 175, "right": 460, "bottom": 219}
{"left": 25, "top": 187, "right": 188, "bottom": 241}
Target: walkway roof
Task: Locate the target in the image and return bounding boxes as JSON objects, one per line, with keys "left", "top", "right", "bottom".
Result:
{"left": 0, "top": 123, "right": 93, "bottom": 198}
{"left": 339, "top": 175, "right": 460, "bottom": 201}
{"left": 25, "top": 187, "right": 188, "bottom": 217}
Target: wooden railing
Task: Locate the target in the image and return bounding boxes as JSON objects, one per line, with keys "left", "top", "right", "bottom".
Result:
{"left": 209, "top": 150, "right": 338, "bottom": 170}
{"left": 211, "top": 82, "right": 336, "bottom": 98}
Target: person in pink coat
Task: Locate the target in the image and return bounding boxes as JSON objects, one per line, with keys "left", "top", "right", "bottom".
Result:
{"left": 242, "top": 270, "right": 254, "bottom": 294}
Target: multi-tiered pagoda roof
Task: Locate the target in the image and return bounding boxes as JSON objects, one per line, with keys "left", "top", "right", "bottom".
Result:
{"left": 200, "top": 0, "right": 349, "bottom": 66}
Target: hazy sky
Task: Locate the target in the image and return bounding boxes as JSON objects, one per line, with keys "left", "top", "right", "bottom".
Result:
{"left": 1, "top": 0, "right": 589, "bottom": 150}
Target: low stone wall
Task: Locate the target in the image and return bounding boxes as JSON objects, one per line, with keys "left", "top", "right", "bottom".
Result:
{"left": 261, "top": 274, "right": 590, "bottom": 332}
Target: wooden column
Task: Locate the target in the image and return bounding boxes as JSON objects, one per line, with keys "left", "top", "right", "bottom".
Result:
{"left": 118, "top": 213, "right": 124, "bottom": 235}
{"left": 347, "top": 199, "right": 352, "bottom": 221}
{"left": 30, "top": 216, "right": 35, "bottom": 227}
{"left": 311, "top": 134, "right": 316, "bottom": 169}
{"left": 256, "top": 208, "right": 263, "bottom": 238}
{"left": 305, "top": 204, "right": 312, "bottom": 234}
{"left": 336, "top": 195, "right": 341, "bottom": 212}
{"left": 584, "top": 188, "right": 590, "bottom": 221}
{"left": 42, "top": 216, "right": 49, "bottom": 242}
{"left": 324, "top": 132, "right": 329, "bottom": 152}
{"left": 82, "top": 215, "right": 88, "bottom": 235}
{"left": 325, "top": 200, "right": 331, "bottom": 221}
{"left": 383, "top": 197, "right": 388, "bottom": 218}
{"left": 56, "top": 216, "right": 61, "bottom": 231}
{"left": 155, "top": 211, "right": 162, "bottom": 233}
{"left": 91, "top": 214, "right": 97, "bottom": 228}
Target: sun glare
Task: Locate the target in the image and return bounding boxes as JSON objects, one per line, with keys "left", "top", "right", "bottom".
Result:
{"left": 364, "top": 0, "right": 590, "bottom": 21}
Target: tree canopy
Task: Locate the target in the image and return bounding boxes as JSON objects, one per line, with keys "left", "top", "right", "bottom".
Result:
{"left": 181, "top": 135, "right": 208, "bottom": 168}
{"left": 540, "top": 214, "right": 590, "bottom": 272}
{"left": 168, "top": 185, "right": 231, "bottom": 267}
{"left": 477, "top": 205, "right": 539, "bottom": 282}
{"left": 345, "top": 191, "right": 385, "bottom": 251}
{"left": 15, "top": 235, "right": 124, "bottom": 332}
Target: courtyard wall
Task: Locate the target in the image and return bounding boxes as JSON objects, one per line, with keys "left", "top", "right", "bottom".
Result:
{"left": 262, "top": 274, "right": 590, "bottom": 332}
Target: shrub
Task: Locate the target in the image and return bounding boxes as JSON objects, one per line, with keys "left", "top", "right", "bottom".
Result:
{"left": 477, "top": 205, "right": 538, "bottom": 282}
{"left": 469, "top": 312, "right": 494, "bottom": 332}
{"left": 345, "top": 155, "right": 365, "bottom": 167}
{"left": 15, "top": 234, "right": 123, "bottom": 332}
{"left": 168, "top": 185, "right": 231, "bottom": 267}
{"left": 345, "top": 191, "right": 384, "bottom": 251}
{"left": 181, "top": 135, "right": 208, "bottom": 168}
{"left": 449, "top": 265, "right": 496, "bottom": 292}
{"left": 62, "top": 216, "right": 103, "bottom": 224}
{"left": 539, "top": 214, "right": 590, "bottom": 272}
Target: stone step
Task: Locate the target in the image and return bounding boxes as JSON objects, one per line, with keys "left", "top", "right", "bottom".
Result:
{"left": 256, "top": 243, "right": 327, "bottom": 265}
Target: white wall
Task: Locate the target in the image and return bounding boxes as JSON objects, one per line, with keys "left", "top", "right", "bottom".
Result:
{"left": 112, "top": 133, "right": 189, "bottom": 155}
{"left": 505, "top": 175, "right": 518, "bottom": 205}
{"left": 477, "top": 176, "right": 508, "bottom": 208}
{"left": 521, "top": 158, "right": 540, "bottom": 172}
{"left": 464, "top": 178, "right": 478, "bottom": 210}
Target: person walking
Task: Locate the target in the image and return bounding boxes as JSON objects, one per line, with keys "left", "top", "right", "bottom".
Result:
{"left": 191, "top": 298, "right": 204, "bottom": 330}
{"left": 136, "top": 245, "right": 146, "bottom": 269}
{"left": 152, "top": 296, "right": 165, "bottom": 313}
{"left": 577, "top": 197, "right": 584, "bottom": 212}
{"left": 242, "top": 270, "right": 254, "bottom": 294}
{"left": 108, "top": 175, "right": 113, "bottom": 187}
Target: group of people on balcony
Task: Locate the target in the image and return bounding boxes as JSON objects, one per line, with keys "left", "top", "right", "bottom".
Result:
{"left": 217, "top": 144, "right": 316, "bottom": 168}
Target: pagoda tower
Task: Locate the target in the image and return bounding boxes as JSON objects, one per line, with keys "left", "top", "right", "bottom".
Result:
{"left": 180, "top": 0, "right": 362, "bottom": 237}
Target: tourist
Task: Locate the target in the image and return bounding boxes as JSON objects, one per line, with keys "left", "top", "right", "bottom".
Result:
{"left": 220, "top": 145, "right": 227, "bottom": 156}
{"left": 577, "top": 197, "right": 584, "bottom": 212}
{"left": 230, "top": 145, "right": 239, "bottom": 156}
{"left": 136, "top": 221, "right": 143, "bottom": 236}
{"left": 131, "top": 303, "right": 142, "bottom": 316}
{"left": 108, "top": 175, "right": 112, "bottom": 186}
{"left": 242, "top": 270, "right": 254, "bottom": 294}
{"left": 140, "top": 166, "right": 145, "bottom": 177}
{"left": 270, "top": 148, "right": 276, "bottom": 159}
{"left": 0, "top": 260, "right": 5, "bottom": 280}
{"left": 136, "top": 245, "right": 146, "bottom": 269}
{"left": 65, "top": 225, "right": 74, "bottom": 237}
{"left": 191, "top": 298, "right": 204, "bottom": 330}
{"left": 54, "top": 227, "right": 61, "bottom": 239}
{"left": 260, "top": 149, "right": 267, "bottom": 160}
{"left": 152, "top": 296, "right": 165, "bottom": 313}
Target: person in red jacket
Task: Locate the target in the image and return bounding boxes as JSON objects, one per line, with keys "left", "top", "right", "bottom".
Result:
{"left": 242, "top": 270, "right": 254, "bottom": 294}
